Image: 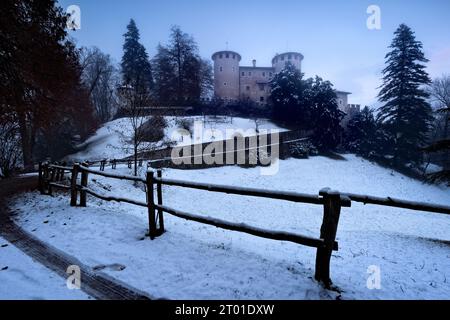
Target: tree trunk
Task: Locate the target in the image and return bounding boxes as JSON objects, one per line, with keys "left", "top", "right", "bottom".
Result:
{"left": 134, "top": 143, "right": 138, "bottom": 177}
{"left": 17, "top": 111, "right": 34, "bottom": 169}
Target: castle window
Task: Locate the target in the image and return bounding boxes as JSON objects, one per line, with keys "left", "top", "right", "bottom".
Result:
{"left": 242, "top": 72, "right": 245, "bottom": 76}
{"left": 246, "top": 86, "right": 250, "bottom": 91}
{"left": 281, "top": 55, "right": 285, "bottom": 61}
{"left": 220, "top": 66, "right": 223, "bottom": 72}
{"left": 259, "top": 84, "right": 264, "bottom": 91}
{"left": 248, "top": 72, "right": 252, "bottom": 76}
{"left": 226, "top": 53, "right": 229, "bottom": 58}
{"left": 262, "top": 72, "right": 266, "bottom": 77}
{"left": 219, "top": 54, "right": 223, "bottom": 59}
{"left": 269, "top": 72, "right": 273, "bottom": 77}
{"left": 232, "top": 54, "right": 235, "bottom": 59}
{"left": 224, "top": 82, "right": 227, "bottom": 86}
{"left": 288, "top": 54, "right": 292, "bottom": 59}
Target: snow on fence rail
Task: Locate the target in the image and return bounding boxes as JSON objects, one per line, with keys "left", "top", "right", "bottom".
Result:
{"left": 38, "top": 162, "right": 347, "bottom": 287}
{"left": 37, "top": 162, "right": 450, "bottom": 288}
{"left": 343, "top": 192, "right": 450, "bottom": 215}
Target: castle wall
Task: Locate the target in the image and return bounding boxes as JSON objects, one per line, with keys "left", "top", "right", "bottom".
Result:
{"left": 239, "top": 67, "right": 274, "bottom": 104}
{"left": 211, "top": 50, "right": 353, "bottom": 112}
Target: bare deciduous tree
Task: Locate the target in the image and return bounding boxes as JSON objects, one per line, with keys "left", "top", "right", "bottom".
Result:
{"left": 429, "top": 75, "right": 450, "bottom": 137}
{"left": 80, "top": 47, "right": 119, "bottom": 123}
{"left": 118, "top": 85, "right": 151, "bottom": 176}
{"left": 424, "top": 75, "right": 450, "bottom": 183}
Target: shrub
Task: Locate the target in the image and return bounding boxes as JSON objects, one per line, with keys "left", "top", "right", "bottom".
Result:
{"left": 140, "top": 116, "right": 167, "bottom": 142}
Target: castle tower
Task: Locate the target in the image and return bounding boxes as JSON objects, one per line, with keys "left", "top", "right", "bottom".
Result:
{"left": 212, "top": 50, "right": 241, "bottom": 101}
{"left": 272, "top": 52, "right": 304, "bottom": 73}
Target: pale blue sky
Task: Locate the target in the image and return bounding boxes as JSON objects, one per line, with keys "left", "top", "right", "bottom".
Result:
{"left": 58, "top": 0, "right": 450, "bottom": 106}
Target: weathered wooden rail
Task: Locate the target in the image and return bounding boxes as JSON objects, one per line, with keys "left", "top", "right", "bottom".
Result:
{"left": 37, "top": 162, "right": 450, "bottom": 289}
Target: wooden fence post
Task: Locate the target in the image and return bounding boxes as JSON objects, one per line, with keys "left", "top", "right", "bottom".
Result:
{"left": 146, "top": 170, "right": 157, "bottom": 240}
{"left": 38, "top": 162, "right": 44, "bottom": 194}
{"left": 55, "top": 164, "right": 61, "bottom": 182}
{"left": 315, "top": 188, "right": 343, "bottom": 288}
{"left": 279, "top": 135, "right": 285, "bottom": 160}
{"left": 70, "top": 163, "right": 80, "bottom": 207}
{"left": 42, "top": 163, "right": 48, "bottom": 194}
{"left": 48, "top": 166, "right": 56, "bottom": 196}
{"left": 80, "top": 162, "right": 89, "bottom": 207}
{"left": 156, "top": 169, "right": 165, "bottom": 235}
{"left": 61, "top": 162, "right": 67, "bottom": 181}
{"left": 112, "top": 159, "right": 116, "bottom": 170}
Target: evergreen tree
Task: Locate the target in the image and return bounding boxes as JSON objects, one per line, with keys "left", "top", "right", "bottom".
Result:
{"left": 153, "top": 44, "right": 177, "bottom": 104}
{"left": 152, "top": 26, "right": 212, "bottom": 104}
{"left": 121, "top": 19, "right": 153, "bottom": 94}
{"left": 344, "top": 107, "right": 377, "bottom": 157}
{"left": 378, "top": 24, "right": 433, "bottom": 168}
{"left": 269, "top": 62, "right": 308, "bottom": 127}
{"left": 269, "top": 65, "right": 343, "bottom": 150}
{"left": 0, "top": 0, "right": 96, "bottom": 168}
{"left": 309, "top": 77, "right": 344, "bottom": 151}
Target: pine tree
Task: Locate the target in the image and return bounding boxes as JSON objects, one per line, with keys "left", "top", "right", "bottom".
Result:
{"left": 344, "top": 107, "right": 377, "bottom": 157}
{"left": 153, "top": 44, "right": 177, "bottom": 104}
{"left": 152, "top": 26, "right": 212, "bottom": 105}
{"left": 309, "top": 77, "right": 344, "bottom": 151}
{"left": 121, "top": 19, "right": 153, "bottom": 94}
{"left": 269, "top": 62, "right": 307, "bottom": 126}
{"left": 378, "top": 24, "right": 433, "bottom": 168}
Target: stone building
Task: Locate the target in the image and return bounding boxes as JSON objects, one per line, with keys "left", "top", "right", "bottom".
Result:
{"left": 212, "top": 50, "right": 352, "bottom": 113}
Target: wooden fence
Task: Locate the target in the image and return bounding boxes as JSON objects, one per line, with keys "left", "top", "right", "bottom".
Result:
{"left": 38, "top": 162, "right": 450, "bottom": 289}
{"left": 74, "top": 129, "right": 310, "bottom": 171}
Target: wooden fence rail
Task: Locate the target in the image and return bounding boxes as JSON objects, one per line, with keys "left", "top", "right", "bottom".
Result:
{"left": 37, "top": 162, "right": 450, "bottom": 288}
{"left": 343, "top": 193, "right": 450, "bottom": 215}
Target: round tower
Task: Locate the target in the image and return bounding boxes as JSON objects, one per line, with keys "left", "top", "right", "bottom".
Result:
{"left": 212, "top": 50, "right": 241, "bottom": 101}
{"left": 272, "top": 52, "right": 304, "bottom": 73}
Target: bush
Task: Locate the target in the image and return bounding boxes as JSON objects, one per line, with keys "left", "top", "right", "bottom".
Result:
{"left": 140, "top": 116, "right": 167, "bottom": 142}
{"left": 175, "top": 118, "right": 194, "bottom": 135}
{"left": 287, "top": 141, "right": 318, "bottom": 159}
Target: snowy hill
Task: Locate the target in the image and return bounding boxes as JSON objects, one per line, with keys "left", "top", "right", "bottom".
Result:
{"left": 68, "top": 116, "right": 288, "bottom": 162}
{"left": 10, "top": 154, "right": 450, "bottom": 299}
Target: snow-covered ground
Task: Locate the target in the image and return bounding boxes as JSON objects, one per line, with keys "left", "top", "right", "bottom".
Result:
{"left": 9, "top": 155, "right": 450, "bottom": 300}
{"left": 0, "top": 237, "right": 91, "bottom": 300}
{"left": 68, "top": 116, "right": 287, "bottom": 162}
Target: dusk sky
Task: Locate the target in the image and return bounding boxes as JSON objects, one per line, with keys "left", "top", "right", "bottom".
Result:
{"left": 58, "top": 0, "right": 450, "bottom": 107}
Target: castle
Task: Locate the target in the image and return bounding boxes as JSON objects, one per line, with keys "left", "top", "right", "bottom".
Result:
{"left": 211, "top": 50, "right": 357, "bottom": 114}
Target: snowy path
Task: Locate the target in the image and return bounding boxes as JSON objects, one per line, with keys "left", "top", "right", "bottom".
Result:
{"left": 0, "top": 177, "right": 151, "bottom": 300}
{"left": 0, "top": 236, "right": 90, "bottom": 300}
